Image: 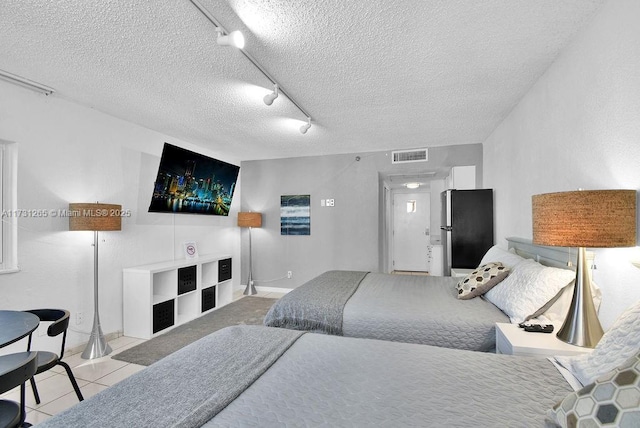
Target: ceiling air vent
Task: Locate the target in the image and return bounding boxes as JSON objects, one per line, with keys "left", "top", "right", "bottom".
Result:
{"left": 391, "top": 148, "right": 428, "bottom": 164}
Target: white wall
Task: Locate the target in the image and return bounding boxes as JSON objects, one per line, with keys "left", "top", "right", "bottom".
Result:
{"left": 240, "top": 144, "right": 483, "bottom": 289}
{"left": 0, "top": 82, "right": 241, "bottom": 352}
{"left": 483, "top": 0, "right": 640, "bottom": 329}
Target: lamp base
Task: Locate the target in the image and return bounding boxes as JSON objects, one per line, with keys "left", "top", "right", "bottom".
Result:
{"left": 243, "top": 270, "right": 257, "bottom": 295}
{"left": 81, "top": 314, "right": 112, "bottom": 359}
{"left": 243, "top": 227, "right": 258, "bottom": 296}
{"left": 243, "top": 281, "right": 257, "bottom": 296}
{"left": 556, "top": 247, "right": 604, "bottom": 348}
{"left": 82, "top": 231, "right": 112, "bottom": 359}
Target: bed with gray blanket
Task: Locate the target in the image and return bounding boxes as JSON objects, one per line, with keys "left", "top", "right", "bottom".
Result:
{"left": 263, "top": 270, "right": 509, "bottom": 351}
{"left": 38, "top": 325, "right": 572, "bottom": 427}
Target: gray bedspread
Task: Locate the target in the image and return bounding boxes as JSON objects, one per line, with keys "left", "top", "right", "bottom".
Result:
{"left": 38, "top": 326, "right": 571, "bottom": 427}
{"left": 343, "top": 273, "right": 509, "bottom": 351}
{"left": 37, "top": 326, "right": 304, "bottom": 428}
{"left": 266, "top": 270, "right": 509, "bottom": 350}
{"left": 263, "top": 270, "right": 368, "bottom": 334}
{"left": 210, "top": 330, "right": 572, "bottom": 427}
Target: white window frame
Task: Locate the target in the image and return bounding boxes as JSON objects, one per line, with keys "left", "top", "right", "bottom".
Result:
{"left": 1, "top": 140, "right": 19, "bottom": 274}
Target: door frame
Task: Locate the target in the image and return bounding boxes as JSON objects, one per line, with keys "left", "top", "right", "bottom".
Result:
{"left": 386, "top": 186, "right": 431, "bottom": 273}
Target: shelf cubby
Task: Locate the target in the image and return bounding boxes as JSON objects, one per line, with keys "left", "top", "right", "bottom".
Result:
{"left": 123, "top": 254, "right": 233, "bottom": 339}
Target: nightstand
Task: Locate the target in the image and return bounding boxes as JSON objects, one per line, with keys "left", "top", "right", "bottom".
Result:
{"left": 450, "top": 268, "right": 474, "bottom": 278}
{"left": 495, "top": 322, "right": 594, "bottom": 357}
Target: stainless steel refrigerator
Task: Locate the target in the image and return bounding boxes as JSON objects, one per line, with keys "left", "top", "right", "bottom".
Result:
{"left": 440, "top": 189, "right": 494, "bottom": 276}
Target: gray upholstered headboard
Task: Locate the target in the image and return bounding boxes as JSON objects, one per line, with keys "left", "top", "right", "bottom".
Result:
{"left": 506, "top": 236, "right": 582, "bottom": 270}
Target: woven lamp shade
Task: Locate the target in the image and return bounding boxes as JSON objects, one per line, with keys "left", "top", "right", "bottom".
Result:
{"left": 69, "top": 203, "right": 122, "bottom": 231}
{"left": 238, "top": 212, "right": 262, "bottom": 228}
{"left": 532, "top": 190, "right": 636, "bottom": 248}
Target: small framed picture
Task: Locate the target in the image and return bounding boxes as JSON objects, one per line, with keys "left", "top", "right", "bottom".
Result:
{"left": 183, "top": 241, "right": 198, "bottom": 259}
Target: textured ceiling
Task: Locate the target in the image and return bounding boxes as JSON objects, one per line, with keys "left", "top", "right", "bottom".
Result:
{"left": 0, "top": 0, "right": 606, "bottom": 161}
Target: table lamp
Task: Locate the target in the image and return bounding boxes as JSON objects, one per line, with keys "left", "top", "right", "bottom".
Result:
{"left": 532, "top": 190, "right": 636, "bottom": 348}
{"left": 238, "top": 212, "right": 262, "bottom": 295}
{"left": 69, "top": 202, "right": 122, "bottom": 359}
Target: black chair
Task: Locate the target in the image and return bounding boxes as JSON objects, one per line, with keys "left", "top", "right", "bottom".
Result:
{"left": 0, "top": 351, "right": 38, "bottom": 428}
{"left": 25, "top": 309, "right": 84, "bottom": 405}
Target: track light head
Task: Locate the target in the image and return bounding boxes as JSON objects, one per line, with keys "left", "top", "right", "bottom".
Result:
{"left": 216, "top": 29, "right": 245, "bottom": 49}
{"left": 263, "top": 84, "right": 279, "bottom": 106}
{"left": 300, "top": 117, "right": 312, "bottom": 134}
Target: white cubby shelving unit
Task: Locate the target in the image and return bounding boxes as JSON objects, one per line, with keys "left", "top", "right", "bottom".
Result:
{"left": 123, "top": 255, "right": 232, "bottom": 339}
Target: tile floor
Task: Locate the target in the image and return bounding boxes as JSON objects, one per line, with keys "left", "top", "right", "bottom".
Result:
{"left": 1, "top": 290, "right": 284, "bottom": 426}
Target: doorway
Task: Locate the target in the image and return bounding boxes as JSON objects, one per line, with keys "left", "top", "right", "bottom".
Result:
{"left": 391, "top": 190, "right": 431, "bottom": 272}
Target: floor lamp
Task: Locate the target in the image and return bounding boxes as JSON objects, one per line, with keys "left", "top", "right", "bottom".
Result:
{"left": 238, "top": 212, "right": 262, "bottom": 295}
{"left": 532, "top": 190, "right": 636, "bottom": 348}
{"left": 69, "top": 202, "right": 122, "bottom": 359}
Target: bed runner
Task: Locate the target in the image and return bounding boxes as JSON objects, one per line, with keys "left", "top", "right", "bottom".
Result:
{"left": 37, "top": 326, "right": 305, "bottom": 428}
{"left": 263, "top": 270, "right": 368, "bottom": 335}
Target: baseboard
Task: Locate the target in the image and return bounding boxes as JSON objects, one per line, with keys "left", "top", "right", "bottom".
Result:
{"left": 236, "top": 284, "right": 292, "bottom": 294}
{"left": 256, "top": 286, "right": 292, "bottom": 294}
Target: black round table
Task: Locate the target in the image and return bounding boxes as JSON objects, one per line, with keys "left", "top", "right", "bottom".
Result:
{"left": 0, "top": 310, "right": 39, "bottom": 348}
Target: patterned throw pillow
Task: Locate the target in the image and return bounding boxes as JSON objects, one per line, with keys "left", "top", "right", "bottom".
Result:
{"left": 456, "top": 262, "right": 509, "bottom": 300}
{"left": 549, "top": 350, "right": 640, "bottom": 428}
{"left": 555, "top": 299, "right": 640, "bottom": 387}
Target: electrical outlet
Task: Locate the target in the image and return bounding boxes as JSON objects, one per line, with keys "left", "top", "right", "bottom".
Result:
{"left": 76, "top": 312, "right": 83, "bottom": 325}
{"left": 287, "top": 271, "right": 292, "bottom": 279}
{"left": 326, "top": 199, "right": 335, "bottom": 207}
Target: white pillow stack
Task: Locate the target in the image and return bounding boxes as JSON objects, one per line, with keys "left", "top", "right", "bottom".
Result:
{"left": 483, "top": 258, "right": 575, "bottom": 323}
{"left": 478, "top": 245, "right": 526, "bottom": 269}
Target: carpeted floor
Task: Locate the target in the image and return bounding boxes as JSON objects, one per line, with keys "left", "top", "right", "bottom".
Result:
{"left": 112, "top": 296, "right": 277, "bottom": 366}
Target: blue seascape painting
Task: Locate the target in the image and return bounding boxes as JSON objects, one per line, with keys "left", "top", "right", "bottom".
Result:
{"left": 281, "top": 194, "right": 310, "bottom": 235}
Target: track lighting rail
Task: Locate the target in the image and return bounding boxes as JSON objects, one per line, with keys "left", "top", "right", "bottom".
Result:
{"left": 0, "top": 69, "right": 54, "bottom": 96}
{"left": 190, "top": 0, "right": 312, "bottom": 130}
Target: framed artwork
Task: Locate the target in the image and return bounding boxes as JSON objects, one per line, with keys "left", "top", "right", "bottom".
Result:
{"left": 281, "top": 195, "right": 310, "bottom": 235}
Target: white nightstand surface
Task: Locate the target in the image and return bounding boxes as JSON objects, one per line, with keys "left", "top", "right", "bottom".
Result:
{"left": 495, "top": 322, "right": 594, "bottom": 357}
{"left": 450, "top": 268, "right": 474, "bottom": 277}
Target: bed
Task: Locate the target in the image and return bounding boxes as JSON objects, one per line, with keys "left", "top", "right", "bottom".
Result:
{"left": 38, "top": 298, "right": 640, "bottom": 427}
{"left": 264, "top": 237, "right": 587, "bottom": 351}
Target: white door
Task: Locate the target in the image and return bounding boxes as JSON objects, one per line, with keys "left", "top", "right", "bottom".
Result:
{"left": 393, "top": 192, "right": 430, "bottom": 272}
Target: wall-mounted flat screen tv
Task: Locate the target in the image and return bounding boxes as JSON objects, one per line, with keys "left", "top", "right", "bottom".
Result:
{"left": 148, "top": 143, "right": 240, "bottom": 216}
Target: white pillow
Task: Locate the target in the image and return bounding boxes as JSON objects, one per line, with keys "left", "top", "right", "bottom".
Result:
{"left": 555, "top": 299, "right": 640, "bottom": 387}
{"left": 484, "top": 258, "right": 575, "bottom": 323}
{"left": 527, "top": 280, "right": 602, "bottom": 324}
{"left": 479, "top": 245, "right": 527, "bottom": 269}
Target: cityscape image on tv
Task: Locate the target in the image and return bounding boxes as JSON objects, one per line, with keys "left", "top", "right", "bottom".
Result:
{"left": 149, "top": 143, "right": 240, "bottom": 216}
